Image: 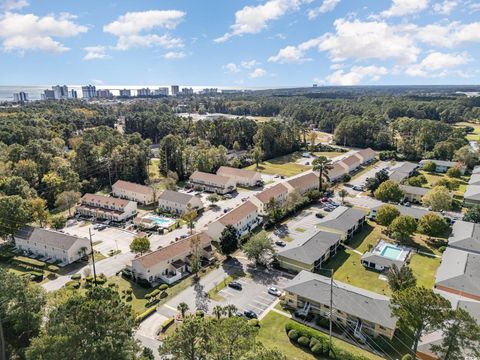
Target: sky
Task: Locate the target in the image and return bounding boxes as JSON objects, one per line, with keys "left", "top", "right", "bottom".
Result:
{"left": 1, "top": 0, "right": 480, "bottom": 87}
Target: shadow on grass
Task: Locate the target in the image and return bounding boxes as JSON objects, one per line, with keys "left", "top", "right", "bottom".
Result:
{"left": 317, "top": 248, "right": 351, "bottom": 276}
{"left": 347, "top": 223, "right": 374, "bottom": 250}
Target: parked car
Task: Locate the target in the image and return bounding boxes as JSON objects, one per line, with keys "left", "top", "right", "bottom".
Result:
{"left": 228, "top": 281, "right": 242, "bottom": 290}
{"left": 268, "top": 287, "right": 282, "bottom": 296}
{"left": 352, "top": 185, "right": 363, "bottom": 191}
{"left": 275, "top": 240, "right": 286, "bottom": 247}
{"left": 315, "top": 213, "right": 324, "bottom": 219}
{"left": 320, "top": 197, "right": 329, "bottom": 203}
{"left": 96, "top": 224, "right": 107, "bottom": 231}
{"left": 244, "top": 310, "right": 258, "bottom": 319}
{"left": 324, "top": 207, "right": 334, "bottom": 212}
{"left": 223, "top": 207, "right": 232, "bottom": 213}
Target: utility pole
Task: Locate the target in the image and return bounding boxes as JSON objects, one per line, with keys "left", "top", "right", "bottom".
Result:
{"left": 89, "top": 228, "right": 97, "bottom": 285}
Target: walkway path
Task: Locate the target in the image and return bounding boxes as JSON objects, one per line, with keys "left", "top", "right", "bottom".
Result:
{"left": 343, "top": 244, "right": 363, "bottom": 256}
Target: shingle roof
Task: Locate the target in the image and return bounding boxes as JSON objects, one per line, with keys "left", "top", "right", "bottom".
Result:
{"left": 278, "top": 231, "right": 341, "bottom": 265}
{"left": 217, "top": 166, "right": 259, "bottom": 179}
{"left": 356, "top": 148, "right": 376, "bottom": 162}
{"left": 420, "top": 159, "right": 459, "bottom": 168}
{"left": 388, "top": 162, "right": 418, "bottom": 183}
{"left": 287, "top": 172, "right": 318, "bottom": 190}
{"left": 158, "top": 190, "right": 194, "bottom": 206}
{"left": 473, "top": 166, "right": 480, "bottom": 175}
{"left": 189, "top": 171, "right": 232, "bottom": 186}
{"left": 361, "top": 252, "right": 405, "bottom": 268}
{"left": 284, "top": 271, "right": 397, "bottom": 329}
{"left": 255, "top": 183, "right": 288, "bottom": 204}
{"left": 15, "top": 226, "right": 88, "bottom": 251}
{"left": 371, "top": 204, "right": 430, "bottom": 220}
{"left": 469, "top": 173, "right": 480, "bottom": 185}
{"left": 464, "top": 185, "right": 480, "bottom": 201}
{"left": 135, "top": 232, "right": 211, "bottom": 269}
{"left": 112, "top": 180, "right": 153, "bottom": 196}
{"left": 317, "top": 206, "right": 366, "bottom": 233}
{"left": 218, "top": 201, "right": 257, "bottom": 226}
{"left": 399, "top": 185, "right": 429, "bottom": 196}
{"left": 329, "top": 162, "right": 348, "bottom": 179}
{"left": 435, "top": 247, "right": 480, "bottom": 298}
{"left": 340, "top": 154, "right": 361, "bottom": 167}
{"left": 448, "top": 220, "right": 480, "bottom": 254}
{"left": 81, "top": 193, "right": 132, "bottom": 208}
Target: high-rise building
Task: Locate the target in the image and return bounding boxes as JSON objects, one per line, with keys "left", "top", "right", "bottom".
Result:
{"left": 200, "top": 88, "right": 218, "bottom": 95}
{"left": 96, "top": 89, "right": 113, "bottom": 99}
{"left": 69, "top": 89, "right": 78, "bottom": 99}
{"left": 137, "top": 88, "right": 151, "bottom": 96}
{"left": 154, "top": 87, "right": 169, "bottom": 96}
{"left": 13, "top": 92, "right": 28, "bottom": 102}
{"left": 181, "top": 87, "right": 194, "bottom": 95}
{"left": 52, "top": 85, "right": 69, "bottom": 99}
{"left": 119, "top": 89, "right": 131, "bottom": 97}
{"left": 41, "top": 89, "right": 55, "bottom": 100}
{"left": 171, "top": 85, "right": 179, "bottom": 96}
{"left": 82, "top": 85, "right": 97, "bottom": 99}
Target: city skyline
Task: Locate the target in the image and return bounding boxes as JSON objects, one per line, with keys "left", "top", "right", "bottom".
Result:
{"left": 1, "top": 0, "right": 480, "bottom": 86}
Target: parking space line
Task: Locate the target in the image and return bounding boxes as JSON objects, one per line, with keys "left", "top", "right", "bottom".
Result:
{"left": 248, "top": 303, "right": 266, "bottom": 311}
{"left": 257, "top": 295, "right": 275, "bottom": 302}
{"left": 252, "top": 299, "right": 271, "bottom": 307}
{"left": 236, "top": 279, "right": 249, "bottom": 284}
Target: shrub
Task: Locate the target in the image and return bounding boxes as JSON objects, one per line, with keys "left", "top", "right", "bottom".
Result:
{"left": 309, "top": 337, "right": 320, "bottom": 349}
{"left": 248, "top": 319, "right": 259, "bottom": 327}
{"left": 71, "top": 273, "right": 81, "bottom": 280}
{"left": 160, "top": 291, "right": 168, "bottom": 299}
{"left": 162, "top": 318, "right": 174, "bottom": 331}
{"left": 315, "top": 316, "right": 329, "bottom": 328}
{"left": 402, "top": 355, "right": 413, "bottom": 360}
{"left": 297, "top": 336, "right": 310, "bottom": 347}
{"left": 28, "top": 271, "right": 44, "bottom": 282}
{"left": 144, "top": 293, "right": 152, "bottom": 300}
{"left": 149, "top": 289, "right": 161, "bottom": 298}
{"left": 85, "top": 276, "right": 94, "bottom": 283}
{"left": 311, "top": 343, "right": 323, "bottom": 355}
{"left": 65, "top": 280, "right": 80, "bottom": 289}
{"left": 108, "top": 282, "right": 116, "bottom": 288}
{"left": 125, "top": 288, "right": 133, "bottom": 295}
{"left": 135, "top": 307, "right": 157, "bottom": 323}
{"left": 14, "top": 256, "right": 46, "bottom": 268}
{"left": 439, "top": 246, "right": 447, "bottom": 253}
{"left": 422, "top": 161, "right": 437, "bottom": 172}
{"left": 159, "top": 284, "right": 168, "bottom": 291}
{"left": 95, "top": 276, "right": 107, "bottom": 285}
{"left": 47, "top": 264, "right": 60, "bottom": 272}
{"left": 446, "top": 167, "right": 461, "bottom": 178}
{"left": 287, "top": 329, "right": 299, "bottom": 341}
{"left": 125, "top": 295, "right": 132, "bottom": 302}
{"left": 136, "top": 277, "right": 152, "bottom": 288}
{"left": 195, "top": 310, "right": 205, "bottom": 317}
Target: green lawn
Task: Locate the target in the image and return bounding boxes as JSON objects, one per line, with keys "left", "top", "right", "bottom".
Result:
{"left": 409, "top": 253, "right": 441, "bottom": 289}
{"left": 418, "top": 170, "right": 469, "bottom": 197}
{"left": 258, "top": 311, "right": 383, "bottom": 360}
{"left": 245, "top": 152, "right": 311, "bottom": 177}
{"left": 313, "top": 151, "right": 343, "bottom": 159}
{"left": 455, "top": 121, "right": 480, "bottom": 141}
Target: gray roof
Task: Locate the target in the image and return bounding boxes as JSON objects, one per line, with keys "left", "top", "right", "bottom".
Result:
{"left": 158, "top": 190, "right": 194, "bottom": 205}
{"left": 473, "top": 166, "right": 480, "bottom": 175}
{"left": 361, "top": 252, "right": 405, "bottom": 268}
{"left": 284, "top": 271, "right": 397, "bottom": 329}
{"left": 399, "top": 185, "right": 429, "bottom": 197}
{"left": 420, "top": 159, "right": 459, "bottom": 168}
{"left": 316, "top": 206, "right": 366, "bottom": 233}
{"left": 371, "top": 204, "right": 430, "bottom": 220}
{"left": 435, "top": 247, "right": 480, "bottom": 298}
{"left": 15, "top": 226, "right": 88, "bottom": 251}
{"left": 388, "top": 162, "right": 418, "bottom": 183}
{"left": 469, "top": 173, "right": 480, "bottom": 185}
{"left": 278, "top": 231, "right": 341, "bottom": 265}
{"left": 448, "top": 220, "right": 480, "bottom": 254}
{"left": 464, "top": 185, "right": 480, "bottom": 201}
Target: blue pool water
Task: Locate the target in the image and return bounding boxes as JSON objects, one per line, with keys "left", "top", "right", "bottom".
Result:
{"left": 145, "top": 215, "right": 176, "bottom": 227}
{"left": 380, "top": 246, "right": 403, "bottom": 260}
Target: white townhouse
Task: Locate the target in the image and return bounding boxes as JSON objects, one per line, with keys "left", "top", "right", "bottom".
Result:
{"left": 112, "top": 180, "right": 155, "bottom": 205}
{"left": 251, "top": 183, "right": 289, "bottom": 215}
{"left": 15, "top": 226, "right": 90, "bottom": 265}
{"left": 130, "top": 232, "right": 213, "bottom": 284}
{"left": 207, "top": 201, "right": 260, "bottom": 240}
{"left": 77, "top": 194, "right": 137, "bottom": 222}
{"left": 338, "top": 154, "right": 362, "bottom": 173}
{"left": 353, "top": 148, "right": 376, "bottom": 164}
{"left": 216, "top": 166, "right": 262, "bottom": 187}
{"left": 189, "top": 171, "right": 236, "bottom": 194}
{"left": 327, "top": 162, "right": 348, "bottom": 183}
{"left": 285, "top": 172, "right": 319, "bottom": 194}
{"left": 419, "top": 159, "right": 466, "bottom": 174}
{"left": 158, "top": 190, "right": 204, "bottom": 215}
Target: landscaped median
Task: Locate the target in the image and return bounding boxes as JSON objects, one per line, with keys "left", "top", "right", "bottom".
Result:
{"left": 207, "top": 270, "right": 247, "bottom": 301}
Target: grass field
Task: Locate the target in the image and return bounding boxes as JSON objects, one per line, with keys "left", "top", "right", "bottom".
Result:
{"left": 455, "top": 121, "right": 480, "bottom": 141}
{"left": 258, "top": 311, "right": 383, "bottom": 360}
{"left": 418, "top": 170, "right": 469, "bottom": 197}
{"left": 313, "top": 151, "right": 344, "bottom": 158}
{"left": 245, "top": 152, "right": 311, "bottom": 177}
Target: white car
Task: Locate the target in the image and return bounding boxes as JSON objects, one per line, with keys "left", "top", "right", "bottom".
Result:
{"left": 268, "top": 287, "right": 282, "bottom": 297}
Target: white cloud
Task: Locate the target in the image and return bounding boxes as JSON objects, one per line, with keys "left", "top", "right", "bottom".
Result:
{"left": 214, "top": 0, "right": 309, "bottom": 43}
{"left": 241, "top": 60, "right": 258, "bottom": 69}
{"left": 415, "top": 21, "right": 480, "bottom": 47}
{"left": 308, "top": 0, "right": 341, "bottom": 19}
{"left": 223, "top": 60, "right": 260, "bottom": 73}
{"left": 268, "top": 44, "right": 313, "bottom": 63}
{"left": 83, "top": 46, "right": 109, "bottom": 60}
{"left": 0, "top": 0, "right": 28, "bottom": 10}
{"left": 104, "top": 10, "right": 185, "bottom": 50}
{"left": 405, "top": 51, "right": 472, "bottom": 76}
{"left": 162, "top": 51, "right": 186, "bottom": 59}
{"left": 0, "top": 12, "right": 87, "bottom": 53}
{"left": 325, "top": 65, "right": 388, "bottom": 85}
{"left": 249, "top": 68, "right": 267, "bottom": 78}
{"left": 433, "top": 0, "right": 458, "bottom": 15}
{"left": 224, "top": 63, "right": 240, "bottom": 73}
{"left": 381, "top": 0, "right": 429, "bottom": 17}
{"left": 104, "top": 10, "right": 185, "bottom": 36}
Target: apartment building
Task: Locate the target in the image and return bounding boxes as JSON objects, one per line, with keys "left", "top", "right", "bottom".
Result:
{"left": 207, "top": 201, "right": 260, "bottom": 240}
{"left": 216, "top": 166, "right": 262, "bottom": 187}
{"left": 189, "top": 171, "right": 236, "bottom": 194}
{"left": 77, "top": 194, "right": 137, "bottom": 222}
{"left": 158, "top": 190, "right": 204, "bottom": 215}
{"left": 112, "top": 180, "right": 155, "bottom": 205}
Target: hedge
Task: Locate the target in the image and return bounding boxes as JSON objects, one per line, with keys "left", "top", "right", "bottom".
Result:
{"left": 248, "top": 319, "right": 259, "bottom": 327}
{"left": 162, "top": 317, "right": 174, "bottom": 331}
{"left": 135, "top": 307, "right": 157, "bottom": 324}
{"left": 47, "top": 264, "right": 60, "bottom": 272}
{"left": 297, "top": 336, "right": 310, "bottom": 347}
{"left": 14, "top": 256, "right": 46, "bottom": 268}
{"left": 149, "top": 289, "right": 161, "bottom": 298}
{"left": 71, "top": 274, "right": 81, "bottom": 280}
{"left": 65, "top": 280, "right": 80, "bottom": 289}
{"left": 159, "top": 284, "right": 168, "bottom": 291}
{"left": 287, "top": 329, "right": 299, "bottom": 341}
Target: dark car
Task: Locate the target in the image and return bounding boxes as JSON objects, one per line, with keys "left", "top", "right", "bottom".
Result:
{"left": 244, "top": 310, "right": 257, "bottom": 319}
{"left": 275, "top": 240, "right": 286, "bottom": 247}
{"left": 315, "top": 213, "right": 324, "bottom": 219}
{"left": 228, "top": 281, "right": 242, "bottom": 290}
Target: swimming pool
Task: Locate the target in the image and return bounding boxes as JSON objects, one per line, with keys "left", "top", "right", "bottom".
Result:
{"left": 380, "top": 245, "right": 403, "bottom": 260}
{"left": 145, "top": 215, "right": 177, "bottom": 228}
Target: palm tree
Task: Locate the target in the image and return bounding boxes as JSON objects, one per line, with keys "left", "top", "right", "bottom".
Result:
{"left": 338, "top": 189, "right": 348, "bottom": 204}
{"left": 312, "top": 156, "right": 333, "bottom": 193}
{"left": 212, "top": 305, "right": 225, "bottom": 320}
{"left": 224, "top": 304, "right": 238, "bottom": 317}
{"left": 177, "top": 302, "right": 189, "bottom": 319}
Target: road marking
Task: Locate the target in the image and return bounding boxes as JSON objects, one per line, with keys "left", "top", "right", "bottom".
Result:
{"left": 219, "top": 290, "right": 235, "bottom": 297}
{"left": 247, "top": 303, "right": 265, "bottom": 311}
{"left": 162, "top": 304, "right": 177, "bottom": 312}
{"left": 258, "top": 295, "right": 275, "bottom": 302}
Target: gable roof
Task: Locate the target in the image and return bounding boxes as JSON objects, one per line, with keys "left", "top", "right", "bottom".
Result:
{"left": 388, "top": 162, "right": 418, "bottom": 183}
{"left": 158, "top": 190, "right": 194, "bottom": 205}
{"left": 255, "top": 183, "right": 289, "bottom": 204}
{"left": 15, "top": 226, "right": 88, "bottom": 251}
{"left": 448, "top": 220, "right": 480, "bottom": 254}
{"left": 134, "top": 232, "right": 211, "bottom": 269}
{"left": 218, "top": 201, "right": 257, "bottom": 226}
{"left": 355, "top": 148, "right": 376, "bottom": 161}
{"left": 81, "top": 193, "right": 132, "bottom": 208}
{"left": 341, "top": 154, "right": 361, "bottom": 167}
{"left": 420, "top": 159, "right": 459, "bottom": 168}
{"left": 317, "top": 206, "right": 366, "bottom": 233}
{"left": 328, "top": 162, "right": 348, "bottom": 179}
{"left": 217, "top": 166, "right": 259, "bottom": 179}
{"left": 112, "top": 180, "right": 153, "bottom": 196}
{"left": 371, "top": 204, "right": 432, "bottom": 220}
{"left": 278, "top": 231, "right": 341, "bottom": 265}
{"left": 287, "top": 172, "right": 318, "bottom": 190}
{"left": 189, "top": 171, "right": 232, "bottom": 186}
{"left": 284, "top": 271, "right": 397, "bottom": 329}
{"left": 464, "top": 185, "right": 480, "bottom": 201}
{"left": 469, "top": 173, "right": 480, "bottom": 186}
{"left": 361, "top": 252, "right": 405, "bottom": 269}
{"left": 399, "top": 184, "right": 429, "bottom": 196}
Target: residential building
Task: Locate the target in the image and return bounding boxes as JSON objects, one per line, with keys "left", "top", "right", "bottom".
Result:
{"left": 119, "top": 89, "right": 131, "bottom": 97}
{"left": 361, "top": 240, "right": 412, "bottom": 272}
{"left": 353, "top": 148, "right": 376, "bottom": 164}
{"left": 130, "top": 232, "right": 213, "bottom": 284}
{"left": 158, "top": 190, "right": 204, "bottom": 215}
{"left": 419, "top": 159, "right": 466, "bottom": 174}
{"left": 216, "top": 166, "right": 262, "bottom": 187}
{"left": 468, "top": 173, "right": 480, "bottom": 185}
{"left": 13, "top": 92, "right": 28, "bottom": 102}
{"left": 154, "top": 87, "right": 169, "bottom": 96}
{"left": 171, "top": 85, "right": 179, "bottom": 96}
{"left": 285, "top": 172, "right": 319, "bottom": 194}
{"left": 370, "top": 204, "right": 433, "bottom": 220}
{"left": 181, "top": 87, "right": 194, "bottom": 95}
{"left": 52, "top": 85, "right": 69, "bottom": 99}
{"left": 14, "top": 226, "right": 90, "bottom": 265}
{"left": 41, "top": 89, "right": 55, "bottom": 100}
{"left": 251, "top": 183, "right": 289, "bottom": 215}
{"left": 447, "top": 220, "right": 480, "bottom": 254}
{"left": 69, "top": 89, "right": 78, "bottom": 99}
{"left": 112, "top": 180, "right": 155, "bottom": 205}
{"left": 464, "top": 185, "right": 480, "bottom": 207}
{"left": 277, "top": 231, "right": 342, "bottom": 272}
{"left": 189, "top": 171, "right": 236, "bottom": 194}
{"left": 327, "top": 162, "right": 348, "bottom": 183}
{"left": 77, "top": 194, "right": 137, "bottom": 222}
{"left": 207, "top": 201, "right": 260, "bottom": 240}
{"left": 96, "top": 89, "right": 113, "bottom": 99}
{"left": 82, "top": 85, "right": 97, "bottom": 99}
{"left": 399, "top": 184, "right": 429, "bottom": 203}
{"left": 284, "top": 271, "right": 397, "bottom": 339}
{"left": 434, "top": 247, "right": 480, "bottom": 301}
{"left": 316, "top": 206, "right": 366, "bottom": 240}
{"left": 137, "top": 88, "right": 151, "bottom": 96}
{"left": 388, "top": 162, "right": 418, "bottom": 183}
{"left": 338, "top": 154, "right": 361, "bottom": 173}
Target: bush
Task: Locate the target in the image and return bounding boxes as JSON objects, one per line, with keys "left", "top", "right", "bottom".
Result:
{"left": 108, "top": 282, "right": 116, "bottom": 288}
{"left": 311, "top": 343, "right": 323, "bottom": 355}
{"left": 135, "top": 307, "right": 157, "bottom": 323}
{"left": 315, "top": 316, "right": 329, "bottom": 328}
{"left": 14, "top": 256, "right": 46, "bottom": 268}
{"left": 47, "top": 264, "right": 59, "bottom": 272}
{"left": 248, "top": 319, "right": 259, "bottom": 327}
{"left": 159, "top": 284, "right": 168, "bottom": 291}
{"left": 402, "top": 355, "right": 413, "bottom": 360}
{"left": 125, "top": 295, "right": 132, "bottom": 302}
{"left": 309, "top": 337, "right": 320, "bottom": 349}
{"left": 125, "top": 288, "right": 133, "bottom": 295}
{"left": 65, "top": 280, "right": 80, "bottom": 289}
{"left": 196, "top": 310, "right": 205, "bottom": 317}
{"left": 446, "top": 167, "right": 461, "bottom": 178}
{"left": 422, "top": 161, "right": 437, "bottom": 172}
{"left": 287, "top": 330, "right": 299, "bottom": 341}
{"left": 136, "top": 277, "right": 152, "bottom": 288}
{"left": 28, "top": 271, "right": 44, "bottom": 282}
{"left": 71, "top": 273, "right": 81, "bottom": 280}
{"left": 144, "top": 293, "right": 151, "bottom": 300}
{"left": 439, "top": 246, "right": 447, "bottom": 253}
{"left": 162, "top": 317, "right": 174, "bottom": 331}
{"left": 297, "top": 336, "right": 310, "bottom": 347}
{"left": 149, "top": 289, "right": 161, "bottom": 298}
